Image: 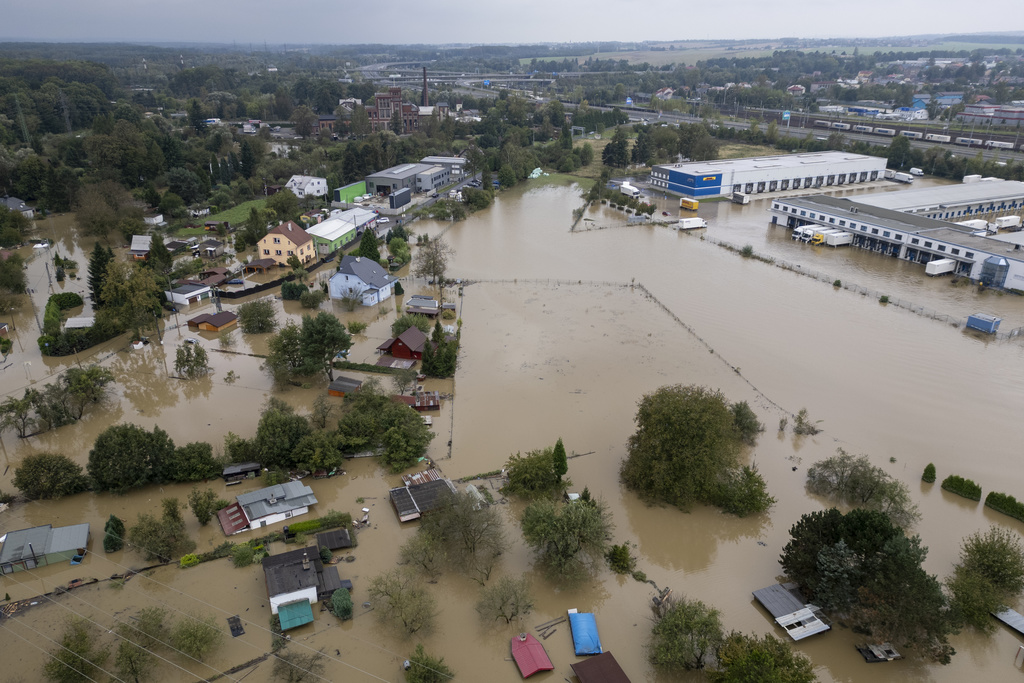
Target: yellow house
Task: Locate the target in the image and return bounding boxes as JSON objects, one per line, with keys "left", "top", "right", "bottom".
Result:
{"left": 257, "top": 221, "right": 315, "bottom": 267}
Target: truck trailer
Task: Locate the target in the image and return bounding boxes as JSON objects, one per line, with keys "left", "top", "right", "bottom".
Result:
{"left": 955, "top": 219, "right": 990, "bottom": 231}
{"left": 825, "top": 231, "right": 853, "bottom": 247}
{"left": 993, "top": 216, "right": 1022, "bottom": 230}
{"left": 620, "top": 182, "right": 641, "bottom": 198}
{"left": 731, "top": 192, "right": 750, "bottom": 205}
{"left": 676, "top": 217, "right": 708, "bottom": 230}
{"left": 925, "top": 258, "right": 957, "bottom": 276}
{"left": 892, "top": 172, "right": 914, "bottom": 183}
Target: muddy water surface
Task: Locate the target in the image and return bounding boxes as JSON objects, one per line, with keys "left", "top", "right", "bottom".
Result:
{"left": 3, "top": 180, "right": 1024, "bottom": 682}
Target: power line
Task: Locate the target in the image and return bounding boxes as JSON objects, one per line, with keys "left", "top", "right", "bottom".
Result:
{"left": 3, "top": 613, "right": 126, "bottom": 683}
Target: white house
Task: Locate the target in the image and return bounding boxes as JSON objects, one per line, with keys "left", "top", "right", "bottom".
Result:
{"left": 164, "top": 283, "right": 211, "bottom": 306}
{"left": 328, "top": 255, "right": 398, "bottom": 306}
{"left": 285, "top": 175, "right": 329, "bottom": 199}
{"left": 219, "top": 481, "right": 317, "bottom": 535}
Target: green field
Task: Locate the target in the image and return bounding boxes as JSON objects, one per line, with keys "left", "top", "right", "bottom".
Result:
{"left": 207, "top": 198, "right": 267, "bottom": 225}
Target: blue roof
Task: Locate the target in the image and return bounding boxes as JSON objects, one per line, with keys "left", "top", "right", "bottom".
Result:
{"left": 278, "top": 600, "right": 314, "bottom": 630}
{"left": 569, "top": 612, "right": 603, "bottom": 655}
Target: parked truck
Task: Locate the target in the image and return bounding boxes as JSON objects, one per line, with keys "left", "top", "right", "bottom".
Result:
{"left": 893, "top": 172, "right": 914, "bottom": 183}
{"left": 955, "top": 219, "right": 990, "bottom": 231}
{"left": 676, "top": 217, "right": 708, "bottom": 230}
{"left": 825, "top": 231, "right": 853, "bottom": 247}
{"left": 993, "top": 216, "right": 1022, "bottom": 231}
{"left": 925, "top": 258, "right": 957, "bottom": 276}
{"left": 620, "top": 182, "right": 641, "bottom": 198}
{"left": 731, "top": 192, "right": 750, "bottom": 205}
{"left": 810, "top": 229, "right": 843, "bottom": 245}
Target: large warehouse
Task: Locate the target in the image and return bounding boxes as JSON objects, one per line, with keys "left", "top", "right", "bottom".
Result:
{"left": 650, "top": 152, "right": 887, "bottom": 199}
{"left": 854, "top": 179, "right": 1024, "bottom": 221}
{"left": 364, "top": 163, "right": 450, "bottom": 196}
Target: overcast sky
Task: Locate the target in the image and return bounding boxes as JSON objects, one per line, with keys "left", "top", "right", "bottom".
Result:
{"left": 3, "top": 0, "right": 1023, "bottom": 45}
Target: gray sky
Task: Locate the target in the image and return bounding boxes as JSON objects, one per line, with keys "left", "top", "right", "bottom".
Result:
{"left": 4, "top": 0, "right": 1023, "bottom": 45}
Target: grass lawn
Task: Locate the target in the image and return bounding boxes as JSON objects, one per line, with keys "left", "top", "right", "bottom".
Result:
{"left": 719, "top": 143, "right": 786, "bottom": 159}
{"left": 207, "top": 198, "right": 267, "bottom": 225}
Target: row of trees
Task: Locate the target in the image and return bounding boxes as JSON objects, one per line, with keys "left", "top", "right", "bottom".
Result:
{"left": 0, "top": 366, "right": 115, "bottom": 438}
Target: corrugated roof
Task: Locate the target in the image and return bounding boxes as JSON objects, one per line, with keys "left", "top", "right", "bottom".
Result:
{"left": 237, "top": 481, "right": 317, "bottom": 520}
{"left": 0, "top": 524, "right": 89, "bottom": 564}
{"left": 130, "top": 235, "right": 152, "bottom": 252}
{"left": 277, "top": 599, "right": 314, "bottom": 630}
{"left": 857, "top": 179, "right": 1024, "bottom": 212}
{"left": 753, "top": 583, "right": 831, "bottom": 641}
{"left": 510, "top": 633, "right": 554, "bottom": 678}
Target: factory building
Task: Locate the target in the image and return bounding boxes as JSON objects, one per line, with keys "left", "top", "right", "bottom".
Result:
{"left": 365, "top": 163, "right": 449, "bottom": 195}
{"left": 854, "top": 179, "right": 1024, "bottom": 221}
{"left": 650, "top": 152, "right": 886, "bottom": 199}
{"left": 769, "top": 195, "right": 1024, "bottom": 288}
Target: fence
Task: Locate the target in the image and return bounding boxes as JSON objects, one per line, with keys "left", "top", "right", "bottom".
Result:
{"left": 701, "top": 235, "right": 1024, "bottom": 341}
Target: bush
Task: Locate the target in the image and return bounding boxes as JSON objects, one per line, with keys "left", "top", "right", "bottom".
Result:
{"left": 347, "top": 321, "right": 368, "bottom": 334}
{"left": 281, "top": 281, "right": 308, "bottom": 300}
{"left": 922, "top": 463, "right": 937, "bottom": 483}
{"left": 607, "top": 543, "right": 636, "bottom": 574}
{"left": 833, "top": 279, "right": 842, "bottom": 288}
{"left": 299, "top": 289, "right": 326, "bottom": 309}
{"left": 985, "top": 492, "right": 1024, "bottom": 522}
{"left": 942, "top": 475, "right": 982, "bottom": 501}
{"left": 879, "top": 295, "right": 890, "bottom": 304}
{"left": 50, "top": 292, "right": 84, "bottom": 310}
{"left": 179, "top": 553, "right": 200, "bottom": 568}
{"left": 330, "top": 588, "right": 353, "bottom": 620}
{"left": 730, "top": 401, "right": 762, "bottom": 446}
{"left": 231, "top": 544, "right": 254, "bottom": 567}
{"left": 319, "top": 545, "right": 332, "bottom": 563}
{"left": 285, "top": 519, "right": 322, "bottom": 535}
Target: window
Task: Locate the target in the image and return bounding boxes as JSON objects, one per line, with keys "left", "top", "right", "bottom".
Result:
{"left": 966, "top": 252, "right": 974, "bottom": 258}
{"left": 839, "top": 220, "right": 846, "bottom": 226}
{"left": 896, "top": 235, "right": 902, "bottom": 241}
{"left": 938, "top": 245, "right": 946, "bottom": 252}
{"left": 911, "top": 238, "right": 919, "bottom": 244}
{"left": 952, "top": 248, "right": 960, "bottom": 255}
{"left": 883, "top": 231, "right": 890, "bottom": 237}
{"left": 287, "top": 250, "right": 294, "bottom": 256}
{"left": 800, "top": 210, "right": 806, "bottom": 216}
{"left": 273, "top": 237, "right": 280, "bottom": 244}
{"left": 275, "top": 250, "right": 282, "bottom": 256}
{"left": 861, "top": 226, "right": 867, "bottom": 231}
{"left": 263, "top": 249, "right": 270, "bottom": 255}
{"left": 871, "top": 228, "right": 879, "bottom": 235}
{"left": 829, "top": 218, "right": 835, "bottom": 224}
{"left": 924, "top": 241, "right": 932, "bottom": 248}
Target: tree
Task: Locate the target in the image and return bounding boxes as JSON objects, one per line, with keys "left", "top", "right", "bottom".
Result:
{"left": 187, "top": 487, "right": 220, "bottom": 526}
{"left": 416, "top": 491, "right": 505, "bottom": 584}
{"left": 337, "top": 385, "right": 434, "bottom": 472}
{"left": 100, "top": 261, "right": 161, "bottom": 340}
{"left": 551, "top": 437, "right": 568, "bottom": 481}
{"left": 405, "top": 644, "right": 454, "bottom": 683}
{"left": 65, "top": 366, "right": 116, "bottom": 419}
{"left": 650, "top": 596, "right": 724, "bottom": 672}
{"left": 368, "top": 569, "right": 436, "bottom": 635}
{"left": 948, "top": 526, "right": 1024, "bottom": 633}
{"left": 114, "top": 607, "right": 167, "bottom": 683}
{"left": 413, "top": 237, "right": 455, "bottom": 289}
{"left": 272, "top": 649, "right": 327, "bottom": 683}
{"left": 147, "top": 236, "right": 173, "bottom": 272}
{"left": 309, "top": 394, "right": 335, "bottom": 430}
{"left": 164, "top": 441, "right": 220, "bottom": 482}
{"left": 730, "top": 401, "right": 763, "bottom": 446}
{"left": 350, "top": 105, "right": 371, "bottom": 137}
{"left": 391, "top": 313, "right": 432, "bottom": 339}
{"left": 266, "top": 190, "right": 299, "bottom": 223}
{"left": 708, "top": 632, "right": 815, "bottom": 683}
{"left": 175, "top": 342, "right": 211, "bottom": 378}
{"left": 357, "top": 228, "right": 380, "bottom": 261}
{"left": 476, "top": 575, "right": 533, "bottom": 623}
{"left": 253, "top": 398, "right": 312, "bottom": 469}
{"left": 115, "top": 638, "right": 154, "bottom": 683}
{"left": 330, "top": 588, "right": 353, "bottom": 620}
{"left": 520, "top": 497, "right": 612, "bottom": 583}
{"left": 299, "top": 312, "right": 352, "bottom": 381}
{"left": 88, "top": 423, "right": 175, "bottom": 493}
{"left": 170, "top": 613, "right": 223, "bottom": 661}
{"left": 392, "top": 367, "right": 419, "bottom": 396}
{"left": 129, "top": 498, "right": 195, "bottom": 562}
{"left": 888, "top": 134, "right": 912, "bottom": 169}
{"left": 13, "top": 452, "right": 89, "bottom": 499}
{"left": 166, "top": 167, "right": 204, "bottom": 205}
{"left": 601, "top": 127, "right": 630, "bottom": 168}
{"left": 780, "top": 508, "right": 954, "bottom": 662}
{"left": 188, "top": 99, "right": 207, "bottom": 135}
{"left": 87, "top": 242, "right": 114, "bottom": 308}
{"left": 502, "top": 447, "right": 565, "bottom": 497}
{"left": 43, "top": 618, "right": 109, "bottom": 683}
{"left": 621, "top": 385, "right": 744, "bottom": 510}
{"left": 238, "top": 299, "right": 278, "bottom": 333}
{"left": 0, "top": 389, "right": 39, "bottom": 437}
{"left": 239, "top": 138, "right": 257, "bottom": 178}
{"left": 806, "top": 449, "right": 919, "bottom": 528}
{"left": 104, "top": 514, "right": 125, "bottom": 553}
{"left": 390, "top": 109, "right": 403, "bottom": 135}
{"left": 292, "top": 431, "right": 345, "bottom": 472}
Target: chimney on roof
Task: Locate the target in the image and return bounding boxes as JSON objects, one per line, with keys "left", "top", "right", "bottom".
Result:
{"left": 302, "top": 552, "right": 310, "bottom": 570}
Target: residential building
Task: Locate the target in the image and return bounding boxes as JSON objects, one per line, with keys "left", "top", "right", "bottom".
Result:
{"left": 165, "top": 283, "right": 212, "bottom": 306}
{"left": 366, "top": 87, "right": 419, "bottom": 133}
{"left": 650, "top": 152, "right": 886, "bottom": 199}
{"left": 284, "top": 175, "right": 329, "bottom": 199}
{"left": 0, "top": 524, "right": 90, "bottom": 574}
{"left": 786, "top": 84, "right": 806, "bottom": 96}
{"left": 218, "top": 481, "right": 318, "bottom": 535}
{"left": 328, "top": 255, "right": 398, "bottom": 306}
{"left": 1, "top": 196, "right": 33, "bottom": 219}
{"left": 262, "top": 546, "right": 345, "bottom": 630}
{"left": 257, "top": 221, "right": 315, "bottom": 266}
{"left": 377, "top": 326, "right": 428, "bottom": 360}
{"left": 130, "top": 235, "right": 152, "bottom": 260}
{"left": 187, "top": 311, "right": 238, "bottom": 332}
{"left": 389, "top": 478, "right": 457, "bottom": 522}
{"left": 196, "top": 239, "right": 225, "bottom": 259}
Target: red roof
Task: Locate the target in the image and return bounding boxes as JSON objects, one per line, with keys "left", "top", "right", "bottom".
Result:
{"left": 510, "top": 633, "right": 554, "bottom": 678}
{"left": 217, "top": 502, "right": 249, "bottom": 535}
{"left": 570, "top": 651, "right": 630, "bottom": 683}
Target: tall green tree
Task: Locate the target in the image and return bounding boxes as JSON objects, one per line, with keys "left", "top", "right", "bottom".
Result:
{"left": 253, "top": 398, "right": 312, "bottom": 469}
{"left": 87, "top": 242, "right": 114, "bottom": 308}
{"left": 88, "top": 423, "right": 175, "bottom": 493}
{"left": 356, "top": 229, "right": 380, "bottom": 261}
{"left": 43, "top": 618, "right": 109, "bottom": 683}
{"left": 104, "top": 514, "right": 125, "bottom": 552}
{"left": 551, "top": 437, "right": 568, "bottom": 481}
{"left": 405, "top": 644, "right": 453, "bottom": 683}
{"left": 948, "top": 526, "right": 1024, "bottom": 632}
{"left": 128, "top": 497, "right": 195, "bottom": 562}
{"left": 708, "top": 632, "right": 815, "bottom": 683}
{"left": 650, "top": 596, "right": 724, "bottom": 672}
{"left": 299, "top": 312, "right": 352, "bottom": 381}
{"left": 100, "top": 261, "right": 162, "bottom": 340}
{"left": 188, "top": 99, "right": 207, "bottom": 135}
{"left": 521, "top": 497, "right": 612, "bottom": 584}
{"left": 187, "top": 487, "right": 220, "bottom": 526}
{"left": 13, "top": 452, "right": 89, "bottom": 499}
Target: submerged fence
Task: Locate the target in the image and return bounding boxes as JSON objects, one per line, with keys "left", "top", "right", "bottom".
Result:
{"left": 701, "top": 235, "right": 1024, "bottom": 341}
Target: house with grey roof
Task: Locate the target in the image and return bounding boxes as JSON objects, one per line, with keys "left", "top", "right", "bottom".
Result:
{"left": 0, "top": 523, "right": 90, "bottom": 574}
{"left": 130, "top": 235, "right": 153, "bottom": 260}
{"left": 164, "top": 283, "right": 212, "bottom": 306}
{"left": 262, "top": 546, "right": 346, "bottom": 631}
{"left": 328, "top": 255, "right": 398, "bottom": 306}
{"left": 1, "top": 196, "right": 33, "bottom": 219}
{"left": 218, "top": 481, "right": 317, "bottom": 535}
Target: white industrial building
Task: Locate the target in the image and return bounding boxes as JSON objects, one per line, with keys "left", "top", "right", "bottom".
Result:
{"left": 650, "top": 152, "right": 887, "bottom": 199}
{"left": 420, "top": 156, "right": 467, "bottom": 176}
{"left": 854, "top": 179, "right": 1024, "bottom": 221}
{"left": 365, "top": 163, "right": 450, "bottom": 195}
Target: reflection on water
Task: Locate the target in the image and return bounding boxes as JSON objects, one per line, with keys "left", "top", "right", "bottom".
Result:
{"left": 4, "top": 181, "right": 1024, "bottom": 681}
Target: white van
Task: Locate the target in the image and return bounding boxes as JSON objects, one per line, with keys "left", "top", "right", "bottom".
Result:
{"left": 909, "top": 167, "right": 924, "bottom": 176}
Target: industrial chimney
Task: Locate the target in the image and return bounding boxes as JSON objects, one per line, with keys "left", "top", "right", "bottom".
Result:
{"left": 421, "top": 67, "right": 429, "bottom": 107}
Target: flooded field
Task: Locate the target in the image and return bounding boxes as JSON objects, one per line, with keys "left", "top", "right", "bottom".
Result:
{"left": 4, "top": 179, "right": 1024, "bottom": 681}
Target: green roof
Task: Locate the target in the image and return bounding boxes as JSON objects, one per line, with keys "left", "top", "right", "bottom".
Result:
{"left": 278, "top": 600, "right": 314, "bottom": 631}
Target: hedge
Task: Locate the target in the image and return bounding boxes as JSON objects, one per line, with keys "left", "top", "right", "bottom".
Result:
{"left": 922, "top": 463, "right": 936, "bottom": 483}
{"left": 985, "top": 492, "right": 1024, "bottom": 522}
{"left": 941, "top": 474, "right": 982, "bottom": 501}
{"left": 50, "top": 292, "right": 84, "bottom": 310}
{"left": 283, "top": 510, "right": 353, "bottom": 541}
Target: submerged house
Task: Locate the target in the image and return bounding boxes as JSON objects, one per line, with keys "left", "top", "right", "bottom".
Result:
{"left": 377, "top": 326, "right": 428, "bottom": 360}
{"left": 328, "top": 255, "right": 398, "bottom": 306}
{"left": 262, "top": 546, "right": 345, "bottom": 630}
{"left": 218, "top": 481, "right": 317, "bottom": 535}
{"left": 752, "top": 582, "right": 831, "bottom": 641}
{"left": 0, "top": 523, "right": 90, "bottom": 574}
{"left": 389, "top": 477, "right": 458, "bottom": 522}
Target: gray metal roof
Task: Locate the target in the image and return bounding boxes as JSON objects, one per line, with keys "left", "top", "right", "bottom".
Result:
{"left": 237, "top": 481, "right": 317, "bottom": 520}
{"left": 855, "top": 179, "right": 1024, "bottom": 212}
{"left": 753, "top": 583, "right": 806, "bottom": 618}
{"left": 130, "top": 235, "right": 152, "bottom": 252}
{"left": 335, "top": 255, "right": 397, "bottom": 290}
{"left": 366, "top": 163, "right": 433, "bottom": 181}
{"left": 262, "top": 546, "right": 322, "bottom": 596}
{"left": 0, "top": 523, "right": 90, "bottom": 563}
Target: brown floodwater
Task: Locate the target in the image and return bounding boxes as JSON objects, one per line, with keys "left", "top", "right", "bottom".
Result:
{"left": 4, "top": 180, "right": 1024, "bottom": 682}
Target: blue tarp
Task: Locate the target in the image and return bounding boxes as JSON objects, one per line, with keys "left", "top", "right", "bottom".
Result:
{"left": 569, "top": 612, "right": 603, "bottom": 655}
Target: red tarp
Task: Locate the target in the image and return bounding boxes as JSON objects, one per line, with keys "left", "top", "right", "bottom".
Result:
{"left": 511, "top": 633, "right": 554, "bottom": 678}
